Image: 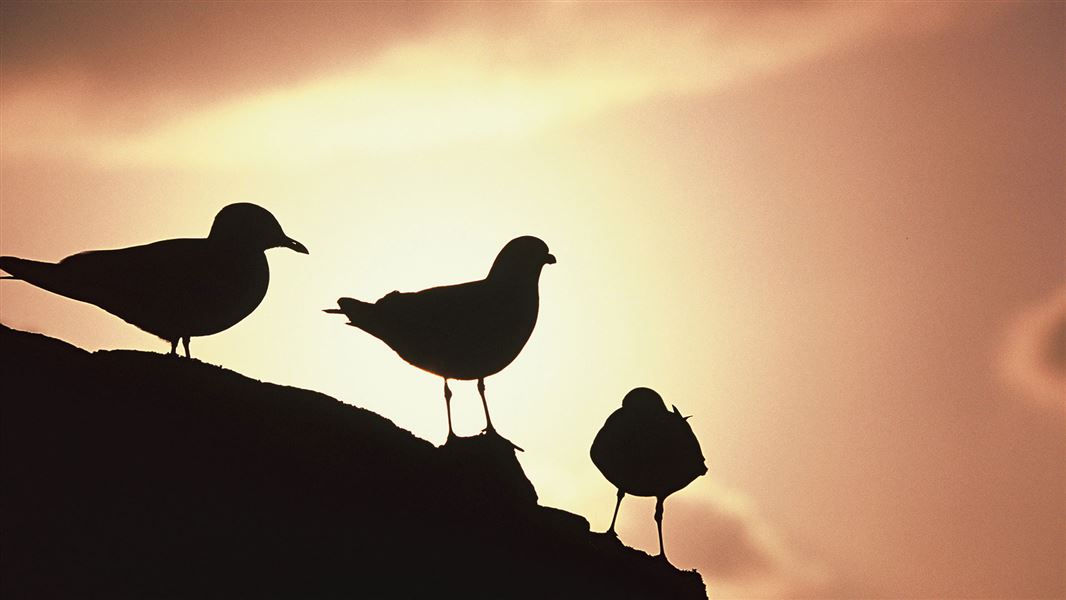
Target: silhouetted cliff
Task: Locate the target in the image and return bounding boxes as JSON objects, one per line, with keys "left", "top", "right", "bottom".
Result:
{"left": 1, "top": 325, "right": 706, "bottom": 599}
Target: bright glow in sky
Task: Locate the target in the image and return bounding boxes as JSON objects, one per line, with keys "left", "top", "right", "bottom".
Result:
{"left": 2, "top": 3, "right": 1063, "bottom": 598}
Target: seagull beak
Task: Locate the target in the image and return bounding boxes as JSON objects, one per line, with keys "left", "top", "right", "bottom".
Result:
{"left": 546, "top": 253, "right": 557, "bottom": 265}
{"left": 282, "top": 236, "right": 310, "bottom": 254}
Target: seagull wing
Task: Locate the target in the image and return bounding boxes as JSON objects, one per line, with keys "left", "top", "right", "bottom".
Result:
{"left": 55, "top": 238, "right": 218, "bottom": 332}
{"left": 366, "top": 278, "right": 534, "bottom": 378}
{"left": 373, "top": 279, "right": 491, "bottom": 339}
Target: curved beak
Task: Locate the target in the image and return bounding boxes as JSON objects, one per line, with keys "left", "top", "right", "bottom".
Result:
{"left": 546, "top": 253, "right": 557, "bottom": 265}
{"left": 282, "top": 236, "right": 309, "bottom": 254}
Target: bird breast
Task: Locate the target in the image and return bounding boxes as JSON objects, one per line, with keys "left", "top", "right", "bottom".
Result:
{"left": 591, "top": 410, "right": 705, "bottom": 498}
{"left": 179, "top": 251, "right": 270, "bottom": 337}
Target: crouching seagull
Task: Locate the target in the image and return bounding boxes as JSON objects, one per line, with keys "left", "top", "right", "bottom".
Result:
{"left": 0, "top": 203, "right": 308, "bottom": 357}
{"left": 325, "top": 236, "right": 555, "bottom": 449}
{"left": 591, "top": 387, "right": 707, "bottom": 563}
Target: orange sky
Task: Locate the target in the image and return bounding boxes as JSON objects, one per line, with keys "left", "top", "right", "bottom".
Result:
{"left": 2, "top": 3, "right": 1063, "bottom": 598}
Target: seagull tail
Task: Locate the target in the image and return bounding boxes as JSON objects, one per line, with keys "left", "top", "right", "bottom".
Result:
{"left": 0, "top": 256, "right": 54, "bottom": 283}
{"left": 323, "top": 297, "right": 374, "bottom": 327}
{"left": 0, "top": 256, "right": 94, "bottom": 304}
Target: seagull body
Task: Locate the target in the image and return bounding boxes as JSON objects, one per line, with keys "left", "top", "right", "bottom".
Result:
{"left": 326, "top": 236, "right": 555, "bottom": 442}
{"left": 0, "top": 203, "right": 308, "bottom": 357}
{"left": 335, "top": 277, "right": 538, "bottom": 381}
{"left": 591, "top": 387, "right": 707, "bottom": 561}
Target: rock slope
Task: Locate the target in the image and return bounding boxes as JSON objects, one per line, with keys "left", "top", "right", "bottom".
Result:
{"left": 1, "top": 325, "right": 706, "bottom": 599}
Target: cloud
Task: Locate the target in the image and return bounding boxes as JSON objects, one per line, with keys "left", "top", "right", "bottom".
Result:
{"left": 0, "top": 3, "right": 443, "bottom": 107}
{"left": 618, "top": 483, "right": 841, "bottom": 599}
{"left": 999, "top": 285, "right": 1066, "bottom": 411}
{"left": 2, "top": 3, "right": 970, "bottom": 169}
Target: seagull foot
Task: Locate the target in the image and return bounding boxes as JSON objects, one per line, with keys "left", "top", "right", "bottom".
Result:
{"left": 481, "top": 428, "right": 524, "bottom": 452}
{"left": 591, "top": 530, "right": 624, "bottom": 549}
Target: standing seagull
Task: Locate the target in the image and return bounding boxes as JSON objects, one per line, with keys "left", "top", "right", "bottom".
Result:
{"left": 591, "top": 387, "right": 707, "bottom": 562}
{"left": 0, "top": 203, "right": 308, "bottom": 357}
{"left": 325, "top": 236, "right": 555, "bottom": 445}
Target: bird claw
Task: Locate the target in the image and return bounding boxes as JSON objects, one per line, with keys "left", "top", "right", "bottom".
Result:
{"left": 498, "top": 438, "right": 525, "bottom": 453}
{"left": 482, "top": 428, "right": 524, "bottom": 452}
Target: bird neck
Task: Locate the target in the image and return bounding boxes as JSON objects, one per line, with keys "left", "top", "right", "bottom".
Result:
{"left": 486, "top": 272, "right": 542, "bottom": 294}
{"left": 208, "top": 236, "right": 266, "bottom": 258}
{"left": 486, "top": 262, "right": 544, "bottom": 285}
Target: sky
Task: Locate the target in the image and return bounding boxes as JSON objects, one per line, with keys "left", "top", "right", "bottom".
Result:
{"left": 2, "top": 3, "right": 1063, "bottom": 598}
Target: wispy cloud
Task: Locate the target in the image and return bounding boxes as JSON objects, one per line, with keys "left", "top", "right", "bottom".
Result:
{"left": 3, "top": 4, "right": 967, "bottom": 169}
{"left": 999, "top": 285, "right": 1066, "bottom": 411}
{"left": 619, "top": 484, "right": 841, "bottom": 599}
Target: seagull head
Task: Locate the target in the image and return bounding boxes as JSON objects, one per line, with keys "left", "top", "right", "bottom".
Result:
{"left": 621, "top": 387, "right": 667, "bottom": 413}
{"left": 209, "top": 203, "right": 309, "bottom": 254}
{"left": 487, "top": 236, "right": 555, "bottom": 281}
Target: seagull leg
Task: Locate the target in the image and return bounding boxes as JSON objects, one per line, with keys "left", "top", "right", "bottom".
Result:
{"left": 607, "top": 489, "right": 625, "bottom": 536}
{"left": 655, "top": 496, "right": 668, "bottom": 562}
{"left": 478, "top": 378, "right": 523, "bottom": 451}
{"left": 444, "top": 379, "right": 457, "bottom": 441}
{"left": 477, "top": 378, "right": 495, "bottom": 434}
{"left": 181, "top": 336, "right": 191, "bottom": 359}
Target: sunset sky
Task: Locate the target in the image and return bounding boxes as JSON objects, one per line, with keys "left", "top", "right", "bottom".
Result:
{"left": 2, "top": 3, "right": 1063, "bottom": 598}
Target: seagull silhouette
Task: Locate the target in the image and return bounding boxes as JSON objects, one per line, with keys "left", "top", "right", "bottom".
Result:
{"left": 325, "top": 236, "right": 555, "bottom": 448}
{"left": 0, "top": 203, "right": 308, "bottom": 357}
{"left": 591, "top": 387, "right": 707, "bottom": 562}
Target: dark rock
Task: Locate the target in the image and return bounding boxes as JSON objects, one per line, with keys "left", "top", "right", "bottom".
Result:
{"left": 0, "top": 324, "right": 706, "bottom": 599}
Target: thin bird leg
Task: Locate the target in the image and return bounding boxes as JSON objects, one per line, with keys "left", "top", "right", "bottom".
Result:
{"left": 169, "top": 339, "right": 178, "bottom": 356}
{"left": 444, "top": 379, "right": 456, "bottom": 440}
{"left": 607, "top": 489, "right": 625, "bottom": 536}
{"left": 655, "top": 496, "right": 667, "bottom": 561}
{"left": 477, "top": 378, "right": 523, "bottom": 451}
{"left": 181, "top": 336, "right": 191, "bottom": 359}
{"left": 477, "top": 377, "right": 495, "bottom": 433}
